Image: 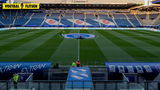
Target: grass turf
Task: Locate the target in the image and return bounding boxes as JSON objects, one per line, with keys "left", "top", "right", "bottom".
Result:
{"left": 0, "top": 29, "right": 160, "bottom": 65}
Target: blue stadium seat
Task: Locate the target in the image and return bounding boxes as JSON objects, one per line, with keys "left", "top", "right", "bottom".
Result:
{"left": 99, "top": 14, "right": 109, "bottom": 19}
{"left": 43, "top": 18, "right": 60, "bottom": 27}
{"left": 129, "top": 19, "right": 141, "bottom": 27}
{"left": 115, "top": 19, "right": 133, "bottom": 27}
{"left": 0, "top": 11, "right": 4, "bottom": 18}
{"left": 11, "top": 11, "right": 17, "bottom": 18}
{"left": 85, "top": 19, "right": 100, "bottom": 27}
{"left": 113, "top": 14, "right": 127, "bottom": 19}
{"left": 86, "top": 14, "right": 97, "bottom": 19}
{"left": 60, "top": 18, "right": 73, "bottom": 27}
{"left": 137, "top": 14, "right": 146, "bottom": 19}
{"left": 73, "top": 19, "right": 85, "bottom": 27}
{"left": 26, "top": 18, "right": 44, "bottom": 26}
{"left": 32, "top": 13, "right": 46, "bottom": 18}
{"left": 64, "top": 13, "right": 73, "bottom": 19}
{"left": 24, "top": 12, "right": 34, "bottom": 18}
{"left": 100, "top": 18, "right": 115, "bottom": 27}
{"left": 149, "top": 14, "right": 159, "bottom": 19}
{"left": 127, "top": 14, "right": 137, "bottom": 19}
{"left": 50, "top": 13, "right": 60, "bottom": 18}
{"left": 14, "top": 18, "right": 29, "bottom": 26}
{"left": 16, "top": 11, "right": 27, "bottom": 17}
{"left": 2, "top": 10, "right": 159, "bottom": 28}
{"left": 74, "top": 13, "right": 85, "bottom": 19}
{"left": 0, "top": 18, "right": 13, "bottom": 26}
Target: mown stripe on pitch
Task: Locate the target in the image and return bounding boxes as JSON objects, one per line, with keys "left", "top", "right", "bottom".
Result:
{"left": 138, "top": 30, "right": 160, "bottom": 37}
{"left": 94, "top": 30, "right": 135, "bottom": 62}
{"left": 0, "top": 29, "right": 36, "bottom": 37}
{"left": 111, "top": 30, "right": 160, "bottom": 60}
{"left": 0, "top": 30, "right": 26, "bottom": 38}
{"left": 0, "top": 30, "right": 59, "bottom": 61}
{"left": 0, "top": 29, "right": 21, "bottom": 34}
{"left": 101, "top": 30, "right": 158, "bottom": 62}
{"left": 0, "top": 30, "right": 52, "bottom": 55}
{"left": 48, "top": 30, "right": 78, "bottom": 65}
{"left": 0, "top": 29, "right": 42, "bottom": 46}
{"left": 21, "top": 30, "right": 68, "bottom": 61}
{"left": 117, "top": 31, "right": 160, "bottom": 47}
{"left": 80, "top": 30, "right": 106, "bottom": 65}
{"left": 123, "top": 30, "right": 160, "bottom": 42}
{"left": 0, "top": 29, "right": 37, "bottom": 41}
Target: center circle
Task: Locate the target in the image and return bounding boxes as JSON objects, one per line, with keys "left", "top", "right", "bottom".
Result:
{"left": 62, "top": 33, "right": 95, "bottom": 39}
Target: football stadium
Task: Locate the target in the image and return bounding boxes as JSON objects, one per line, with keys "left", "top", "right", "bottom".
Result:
{"left": 0, "top": 0, "right": 160, "bottom": 89}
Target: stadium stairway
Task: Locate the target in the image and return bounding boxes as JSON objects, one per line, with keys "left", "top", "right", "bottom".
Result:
{"left": 65, "top": 67, "right": 93, "bottom": 90}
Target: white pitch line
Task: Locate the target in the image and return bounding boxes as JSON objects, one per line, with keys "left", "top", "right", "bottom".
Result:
{"left": 78, "top": 29, "right": 80, "bottom": 60}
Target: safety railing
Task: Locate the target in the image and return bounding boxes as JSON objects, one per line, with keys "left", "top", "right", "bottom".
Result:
{"left": 0, "top": 80, "right": 159, "bottom": 90}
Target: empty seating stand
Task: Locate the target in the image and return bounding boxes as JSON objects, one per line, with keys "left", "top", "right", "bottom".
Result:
{"left": 149, "top": 14, "right": 159, "bottom": 20}
{"left": 43, "top": 18, "right": 60, "bottom": 26}
{"left": 115, "top": 19, "right": 133, "bottom": 27}
{"left": 74, "top": 13, "right": 85, "bottom": 27}
{"left": 60, "top": 18, "right": 73, "bottom": 27}
{"left": 113, "top": 14, "right": 127, "bottom": 19}
{"left": 26, "top": 18, "right": 44, "bottom": 26}
{"left": 137, "top": 14, "right": 147, "bottom": 19}
{"left": 129, "top": 19, "right": 141, "bottom": 27}
{"left": 15, "top": 18, "right": 29, "bottom": 26}
{"left": 0, "top": 10, "right": 159, "bottom": 28}
{"left": 85, "top": 14, "right": 100, "bottom": 27}
{"left": 32, "top": 13, "right": 46, "bottom": 18}
{"left": 99, "top": 14, "right": 109, "bottom": 19}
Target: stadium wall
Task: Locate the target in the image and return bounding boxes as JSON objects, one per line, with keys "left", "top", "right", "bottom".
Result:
{"left": 0, "top": 27, "right": 160, "bottom": 32}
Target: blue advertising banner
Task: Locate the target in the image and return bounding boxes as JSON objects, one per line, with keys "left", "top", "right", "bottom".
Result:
{"left": 0, "top": 62, "right": 51, "bottom": 80}
{"left": 66, "top": 67, "right": 93, "bottom": 88}
{"left": 105, "top": 62, "right": 160, "bottom": 80}
{"left": 105, "top": 62, "right": 160, "bottom": 73}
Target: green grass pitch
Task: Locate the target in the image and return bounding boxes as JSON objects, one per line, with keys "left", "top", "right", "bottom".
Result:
{"left": 0, "top": 29, "right": 160, "bottom": 65}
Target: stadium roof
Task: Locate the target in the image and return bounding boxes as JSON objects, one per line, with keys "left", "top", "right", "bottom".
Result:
{"left": 15, "top": 0, "right": 145, "bottom": 4}
{"left": 152, "top": 0, "right": 160, "bottom": 4}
